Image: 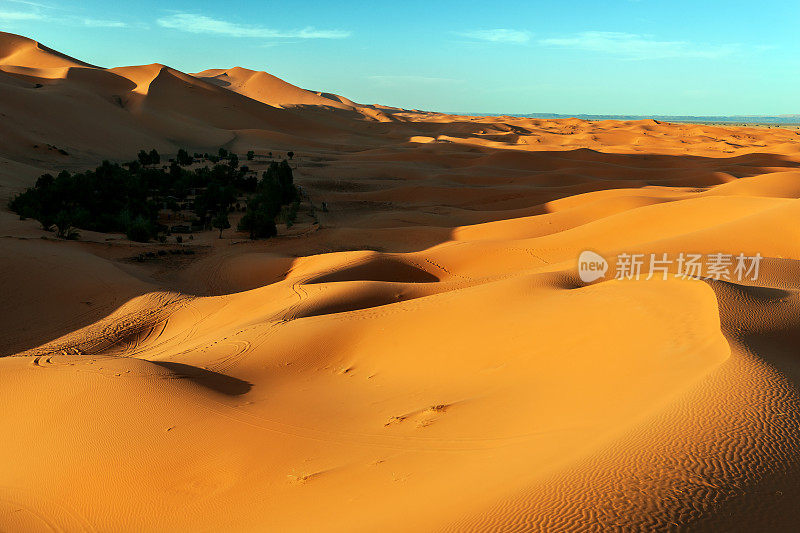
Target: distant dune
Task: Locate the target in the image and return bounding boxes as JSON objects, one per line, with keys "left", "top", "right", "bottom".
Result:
{"left": 469, "top": 112, "right": 800, "bottom": 126}
{"left": 193, "top": 66, "right": 355, "bottom": 109}
{"left": 2, "top": 31, "right": 800, "bottom": 532}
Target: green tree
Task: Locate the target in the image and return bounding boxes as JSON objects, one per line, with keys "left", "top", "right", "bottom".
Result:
{"left": 177, "top": 148, "right": 193, "bottom": 166}
{"left": 36, "top": 173, "right": 55, "bottom": 189}
{"left": 8, "top": 145, "right": 303, "bottom": 244}
{"left": 212, "top": 211, "right": 231, "bottom": 238}
{"left": 238, "top": 186, "right": 280, "bottom": 239}
{"left": 169, "top": 161, "right": 182, "bottom": 180}
{"left": 277, "top": 160, "right": 297, "bottom": 204}
{"left": 238, "top": 208, "right": 277, "bottom": 239}
{"left": 246, "top": 150, "right": 255, "bottom": 161}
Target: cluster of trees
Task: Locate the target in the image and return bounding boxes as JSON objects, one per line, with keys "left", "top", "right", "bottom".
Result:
{"left": 9, "top": 148, "right": 299, "bottom": 242}
{"left": 238, "top": 160, "right": 299, "bottom": 239}
{"left": 137, "top": 149, "right": 161, "bottom": 166}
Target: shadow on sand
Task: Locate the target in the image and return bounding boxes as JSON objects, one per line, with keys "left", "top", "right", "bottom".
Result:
{"left": 151, "top": 360, "right": 253, "bottom": 396}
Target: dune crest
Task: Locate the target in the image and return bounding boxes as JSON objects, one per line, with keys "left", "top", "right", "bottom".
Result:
{"left": 0, "top": 32, "right": 96, "bottom": 69}
{"left": 194, "top": 66, "right": 352, "bottom": 109}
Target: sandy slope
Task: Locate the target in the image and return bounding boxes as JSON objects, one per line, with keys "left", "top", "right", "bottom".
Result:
{"left": 193, "top": 66, "right": 354, "bottom": 110}
{"left": 2, "top": 31, "right": 800, "bottom": 531}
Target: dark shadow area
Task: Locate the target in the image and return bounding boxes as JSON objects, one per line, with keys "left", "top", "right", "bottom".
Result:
{"left": 302, "top": 144, "right": 800, "bottom": 231}
{"left": 195, "top": 76, "right": 232, "bottom": 88}
{"left": 293, "top": 292, "right": 405, "bottom": 319}
{"left": 307, "top": 256, "right": 439, "bottom": 284}
{"left": 150, "top": 360, "right": 253, "bottom": 396}
{"left": 707, "top": 269, "right": 800, "bottom": 381}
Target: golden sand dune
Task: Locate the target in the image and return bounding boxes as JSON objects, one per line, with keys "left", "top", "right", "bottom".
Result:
{"left": 193, "top": 66, "right": 354, "bottom": 110}
{"left": 191, "top": 66, "right": 396, "bottom": 123}
{"left": 2, "top": 31, "right": 800, "bottom": 531}
{"left": 0, "top": 32, "right": 96, "bottom": 69}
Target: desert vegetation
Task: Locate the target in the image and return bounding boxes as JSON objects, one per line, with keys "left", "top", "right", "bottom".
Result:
{"left": 9, "top": 148, "right": 299, "bottom": 242}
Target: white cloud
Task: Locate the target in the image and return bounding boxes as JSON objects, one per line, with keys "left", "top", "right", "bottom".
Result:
{"left": 0, "top": 5, "right": 128, "bottom": 27}
{"left": 539, "top": 31, "right": 737, "bottom": 60}
{"left": 156, "top": 13, "right": 350, "bottom": 39}
{"left": 0, "top": 9, "right": 43, "bottom": 19}
{"left": 457, "top": 29, "right": 531, "bottom": 44}
{"left": 82, "top": 18, "right": 127, "bottom": 28}
{"left": 4, "top": 0, "right": 50, "bottom": 6}
{"left": 3, "top": 0, "right": 51, "bottom": 7}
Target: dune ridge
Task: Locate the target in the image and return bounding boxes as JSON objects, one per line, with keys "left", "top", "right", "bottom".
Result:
{"left": 2, "top": 31, "right": 800, "bottom": 531}
{"left": 193, "top": 66, "right": 353, "bottom": 109}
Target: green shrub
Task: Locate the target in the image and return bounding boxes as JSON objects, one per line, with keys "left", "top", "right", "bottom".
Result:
{"left": 54, "top": 211, "right": 79, "bottom": 239}
{"left": 126, "top": 216, "right": 153, "bottom": 242}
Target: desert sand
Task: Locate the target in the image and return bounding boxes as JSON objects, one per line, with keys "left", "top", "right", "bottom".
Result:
{"left": 2, "top": 30, "right": 800, "bottom": 531}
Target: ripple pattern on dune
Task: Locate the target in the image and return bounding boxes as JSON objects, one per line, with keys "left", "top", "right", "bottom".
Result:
{"left": 15, "top": 292, "right": 191, "bottom": 358}
{"left": 0, "top": 487, "right": 96, "bottom": 532}
{"left": 441, "top": 277, "right": 800, "bottom": 533}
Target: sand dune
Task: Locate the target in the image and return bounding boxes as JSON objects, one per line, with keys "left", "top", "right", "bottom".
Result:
{"left": 0, "top": 32, "right": 95, "bottom": 69}
{"left": 2, "top": 31, "right": 800, "bottom": 531}
{"left": 193, "top": 66, "right": 355, "bottom": 109}
{"left": 192, "top": 66, "right": 396, "bottom": 123}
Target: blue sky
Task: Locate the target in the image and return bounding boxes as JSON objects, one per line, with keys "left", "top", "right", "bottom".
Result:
{"left": 1, "top": 0, "right": 798, "bottom": 115}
